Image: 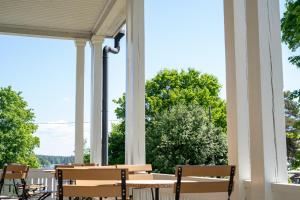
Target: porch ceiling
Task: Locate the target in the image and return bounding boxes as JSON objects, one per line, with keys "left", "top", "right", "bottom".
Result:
{"left": 0, "top": 0, "right": 126, "bottom": 39}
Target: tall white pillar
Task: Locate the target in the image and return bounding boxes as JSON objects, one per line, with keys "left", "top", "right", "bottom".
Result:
{"left": 224, "top": 0, "right": 250, "bottom": 199}
{"left": 74, "top": 39, "right": 86, "bottom": 164}
{"left": 90, "top": 35, "right": 104, "bottom": 165}
{"left": 125, "top": 0, "right": 145, "bottom": 164}
{"left": 246, "top": 0, "right": 288, "bottom": 199}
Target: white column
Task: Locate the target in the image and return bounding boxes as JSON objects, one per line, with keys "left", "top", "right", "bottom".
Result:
{"left": 224, "top": 0, "right": 250, "bottom": 199}
{"left": 90, "top": 35, "right": 104, "bottom": 165}
{"left": 74, "top": 39, "right": 86, "bottom": 164}
{"left": 246, "top": 0, "right": 288, "bottom": 199}
{"left": 125, "top": 0, "right": 145, "bottom": 164}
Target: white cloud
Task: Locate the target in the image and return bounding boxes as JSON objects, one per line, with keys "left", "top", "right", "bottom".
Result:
{"left": 34, "top": 120, "right": 75, "bottom": 156}
{"left": 33, "top": 121, "right": 90, "bottom": 156}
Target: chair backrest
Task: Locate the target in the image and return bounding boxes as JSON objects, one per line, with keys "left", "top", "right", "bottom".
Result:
{"left": 0, "top": 164, "right": 29, "bottom": 196}
{"left": 1, "top": 164, "right": 29, "bottom": 180}
{"left": 116, "top": 164, "right": 153, "bottom": 180}
{"left": 174, "top": 165, "right": 235, "bottom": 200}
{"left": 57, "top": 168, "right": 128, "bottom": 200}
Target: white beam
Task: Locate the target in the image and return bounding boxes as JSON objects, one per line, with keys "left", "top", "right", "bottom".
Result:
{"left": 74, "top": 39, "right": 86, "bottom": 164}
{"left": 90, "top": 35, "right": 104, "bottom": 165}
{"left": 0, "top": 24, "right": 91, "bottom": 40}
{"left": 125, "top": 0, "right": 145, "bottom": 164}
{"left": 246, "top": 0, "right": 288, "bottom": 199}
{"left": 224, "top": 0, "right": 251, "bottom": 199}
{"left": 92, "top": 0, "right": 126, "bottom": 37}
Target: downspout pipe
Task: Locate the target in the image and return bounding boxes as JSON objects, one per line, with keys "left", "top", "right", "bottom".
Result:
{"left": 102, "top": 30, "right": 125, "bottom": 165}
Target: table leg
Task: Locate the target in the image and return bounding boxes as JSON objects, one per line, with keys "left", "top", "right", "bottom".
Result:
{"left": 155, "top": 188, "right": 159, "bottom": 200}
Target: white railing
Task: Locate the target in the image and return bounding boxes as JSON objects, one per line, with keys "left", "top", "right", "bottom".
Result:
{"left": 244, "top": 180, "right": 300, "bottom": 200}
{"left": 26, "top": 169, "right": 56, "bottom": 199}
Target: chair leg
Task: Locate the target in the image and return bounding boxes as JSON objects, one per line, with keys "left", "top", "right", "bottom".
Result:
{"left": 151, "top": 188, "right": 154, "bottom": 200}
{"left": 37, "top": 192, "right": 51, "bottom": 200}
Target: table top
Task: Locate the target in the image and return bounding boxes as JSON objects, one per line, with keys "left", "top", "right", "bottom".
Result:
{"left": 64, "top": 179, "right": 177, "bottom": 189}
{"left": 121, "top": 179, "right": 176, "bottom": 188}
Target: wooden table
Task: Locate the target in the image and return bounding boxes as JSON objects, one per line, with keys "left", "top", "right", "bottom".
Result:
{"left": 120, "top": 180, "right": 176, "bottom": 200}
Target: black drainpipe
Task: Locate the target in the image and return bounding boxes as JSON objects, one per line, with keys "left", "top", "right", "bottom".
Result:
{"left": 102, "top": 30, "right": 125, "bottom": 165}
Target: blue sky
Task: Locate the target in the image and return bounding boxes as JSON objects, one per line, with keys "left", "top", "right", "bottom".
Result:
{"left": 0, "top": 0, "right": 299, "bottom": 156}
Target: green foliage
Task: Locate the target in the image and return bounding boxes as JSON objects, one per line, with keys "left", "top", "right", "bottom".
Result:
{"left": 108, "top": 123, "right": 125, "bottom": 165}
{"left": 285, "top": 91, "right": 300, "bottom": 169}
{"left": 288, "top": 89, "right": 300, "bottom": 103}
{"left": 113, "top": 69, "right": 226, "bottom": 128}
{"left": 281, "top": 0, "right": 300, "bottom": 101}
{"left": 38, "top": 156, "right": 51, "bottom": 167}
{"left": 108, "top": 69, "right": 227, "bottom": 170}
{"left": 281, "top": 0, "right": 300, "bottom": 68}
{"left": 37, "top": 155, "right": 74, "bottom": 167}
{"left": 146, "top": 104, "right": 227, "bottom": 174}
{"left": 0, "top": 86, "right": 40, "bottom": 168}
{"left": 145, "top": 69, "right": 226, "bottom": 129}
{"left": 84, "top": 149, "right": 91, "bottom": 164}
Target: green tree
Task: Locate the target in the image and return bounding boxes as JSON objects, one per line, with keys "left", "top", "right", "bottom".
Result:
{"left": 285, "top": 91, "right": 300, "bottom": 169}
{"left": 108, "top": 69, "right": 227, "bottom": 168}
{"left": 282, "top": 0, "right": 300, "bottom": 68}
{"left": 281, "top": 0, "right": 300, "bottom": 101}
{"left": 83, "top": 148, "right": 91, "bottom": 164}
{"left": 0, "top": 86, "right": 40, "bottom": 168}
{"left": 108, "top": 123, "right": 125, "bottom": 165}
{"left": 147, "top": 104, "right": 227, "bottom": 173}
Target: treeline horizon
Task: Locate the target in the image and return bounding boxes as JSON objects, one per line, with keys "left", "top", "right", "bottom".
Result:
{"left": 37, "top": 155, "right": 74, "bottom": 167}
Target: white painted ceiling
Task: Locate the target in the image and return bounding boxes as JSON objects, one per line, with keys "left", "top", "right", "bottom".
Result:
{"left": 0, "top": 0, "right": 125, "bottom": 39}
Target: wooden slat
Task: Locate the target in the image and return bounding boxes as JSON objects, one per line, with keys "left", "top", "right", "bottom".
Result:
{"left": 55, "top": 165, "right": 75, "bottom": 169}
{"left": 174, "top": 181, "right": 229, "bottom": 193}
{"left": 129, "top": 173, "right": 153, "bottom": 180}
{"left": 176, "top": 165, "right": 233, "bottom": 177}
{"left": 116, "top": 164, "right": 152, "bottom": 172}
{"left": 125, "top": 180, "right": 175, "bottom": 188}
{"left": 76, "top": 180, "right": 117, "bottom": 186}
{"left": 63, "top": 185, "right": 123, "bottom": 197}
{"left": 6, "top": 164, "right": 28, "bottom": 173}
{"left": 4, "top": 173, "right": 26, "bottom": 179}
{"left": 59, "top": 168, "right": 128, "bottom": 180}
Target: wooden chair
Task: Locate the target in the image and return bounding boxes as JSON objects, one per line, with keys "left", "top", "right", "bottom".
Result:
{"left": 57, "top": 168, "right": 128, "bottom": 200}
{"left": 116, "top": 164, "right": 153, "bottom": 180}
{"left": 174, "top": 165, "right": 236, "bottom": 200}
{"left": 0, "top": 164, "right": 28, "bottom": 199}
{"left": 0, "top": 164, "right": 52, "bottom": 200}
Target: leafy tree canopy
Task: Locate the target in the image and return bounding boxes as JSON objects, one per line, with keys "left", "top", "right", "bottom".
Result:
{"left": 108, "top": 123, "right": 125, "bottom": 165}
{"left": 147, "top": 104, "right": 227, "bottom": 173}
{"left": 282, "top": 0, "right": 300, "bottom": 68}
{"left": 0, "top": 86, "right": 40, "bottom": 168}
{"left": 109, "top": 69, "right": 227, "bottom": 170}
{"left": 114, "top": 69, "right": 226, "bottom": 129}
{"left": 281, "top": 0, "right": 300, "bottom": 100}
